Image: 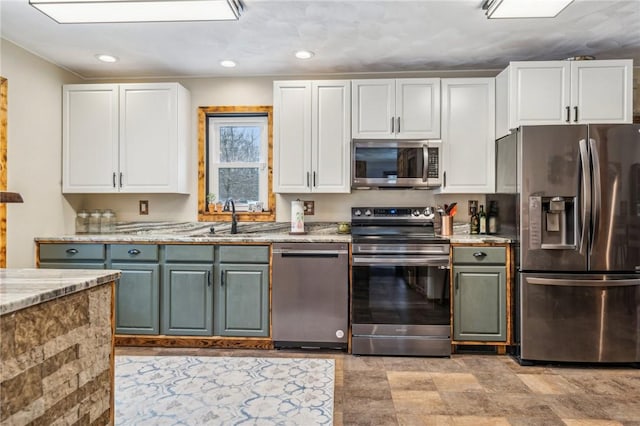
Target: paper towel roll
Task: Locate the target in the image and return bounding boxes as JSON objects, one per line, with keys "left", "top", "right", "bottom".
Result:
{"left": 291, "top": 200, "right": 305, "bottom": 233}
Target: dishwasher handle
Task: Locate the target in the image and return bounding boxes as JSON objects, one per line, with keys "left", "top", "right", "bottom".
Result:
{"left": 273, "top": 249, "right": 347, "bottom": 258}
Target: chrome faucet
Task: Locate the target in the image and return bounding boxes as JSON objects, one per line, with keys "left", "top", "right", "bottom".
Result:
{"left": 224, "top": 198, "right": 238, "bottom": 234}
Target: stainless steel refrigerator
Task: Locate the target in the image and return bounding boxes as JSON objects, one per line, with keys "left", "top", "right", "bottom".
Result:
{"left": 495, "top": 124, "right": 640, "bottom": 365}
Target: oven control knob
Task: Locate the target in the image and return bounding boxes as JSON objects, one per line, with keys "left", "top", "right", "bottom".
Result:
{"left": 364, "top": 209, "right": 372, "bottom": 217}
{"left": 412, "top": 209, "right": 421, "bottom": 217}
{"left": 353, "top": 209, "right": 362, "bottom": 217}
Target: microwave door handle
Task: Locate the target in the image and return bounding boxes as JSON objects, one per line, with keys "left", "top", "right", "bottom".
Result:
{"left": 422, "top": 146, "right": 429, "bottom": 182}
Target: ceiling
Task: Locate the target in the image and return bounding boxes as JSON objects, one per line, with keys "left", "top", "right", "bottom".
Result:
{"left": 1, "top": 0, "right": 639, "bottom": 79}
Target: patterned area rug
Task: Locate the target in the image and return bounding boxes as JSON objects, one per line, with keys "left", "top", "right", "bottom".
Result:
{"left": 115, "top": 356, "right": 335, "bottom": 425}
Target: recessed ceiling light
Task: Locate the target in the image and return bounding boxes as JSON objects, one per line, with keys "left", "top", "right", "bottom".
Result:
{"left": 96, "top": 54, "right": 118, "bottom": 63}
{"left": 220, "top": 60, "right": 237, "bottom": 68}
{"left": 295, "top": 50, "right": 314, "bottom": 60}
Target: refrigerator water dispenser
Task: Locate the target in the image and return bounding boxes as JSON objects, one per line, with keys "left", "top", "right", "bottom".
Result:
{"left": 529, "top": 196, "right": 577, "bottom": 250}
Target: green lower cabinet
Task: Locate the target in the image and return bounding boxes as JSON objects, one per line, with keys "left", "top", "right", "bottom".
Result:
{"left": 453, "top": 265, "right": 506, "bottom": 342}
{"left": 161, "top": 264, "right": 214, "bottom": 336}
{"left": 113, "top": 263, "right": 160, "bottom": 335}
{"left": 216, "top": 264, "right": 269, "bottom": 337}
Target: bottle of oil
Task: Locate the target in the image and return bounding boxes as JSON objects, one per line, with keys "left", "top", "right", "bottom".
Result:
{"left": 478, "top": 204, "right": 487, "bottom": 234}
{"left": 470, "top": 206, "right": 479, "bottom": 234}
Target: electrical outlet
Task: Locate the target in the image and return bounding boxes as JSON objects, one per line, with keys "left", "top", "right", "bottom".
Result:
{"left": 303, "top": 200, "right": 314, "bottom": 215}
{"left": 139, "top": 200, "right": 149, "bottom": 215}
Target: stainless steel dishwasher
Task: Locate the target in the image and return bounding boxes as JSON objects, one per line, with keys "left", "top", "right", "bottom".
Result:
{"left": 272, "top": 242, "right": 349, "bottom": 350}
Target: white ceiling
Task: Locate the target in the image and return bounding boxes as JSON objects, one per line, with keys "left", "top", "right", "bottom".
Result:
{"left": 1, "top": 0, "right": 639, "bottom": 79}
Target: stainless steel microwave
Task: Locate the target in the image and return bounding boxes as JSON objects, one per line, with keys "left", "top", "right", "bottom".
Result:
{"left": 352, "top": 140, "right": 442, "bottom": 189}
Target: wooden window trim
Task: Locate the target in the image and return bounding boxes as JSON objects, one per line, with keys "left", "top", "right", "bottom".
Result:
{"left": 197, "top": 105, "right": 275, "bottom": 222}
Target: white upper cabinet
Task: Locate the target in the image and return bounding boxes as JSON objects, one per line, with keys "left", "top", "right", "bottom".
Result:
{"left": 496, "top": 59, "right": 633, "bottom": 138}
{"left": 570, "top": 60, "right": 633, "bottom": 123}
{"left": 352, "top": 78, "right": 440, "bottom": 139}
{"left": 440, "top": 78, "right": 495, "bottom": 194}
{"left": 63, "top": 84, "right": 119, "bottom": 193}
{"left": 63, "top": 82, "right": 190, "bottom": 194}
{"left": 273, "top": 80, "right": 351, "bottom": 193}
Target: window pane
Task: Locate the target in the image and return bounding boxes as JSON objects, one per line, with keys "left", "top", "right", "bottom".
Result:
{"left": 218, "top": 168, "right": 259, "bottom": 202}
{"left": 219, "top": 126, "right": 261, "bottom": 162}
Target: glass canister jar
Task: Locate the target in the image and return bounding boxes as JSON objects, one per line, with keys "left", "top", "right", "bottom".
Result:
{"left": 100, "top": 209, "right": 116, "bottom": 234}
{"left": 88, "top": 210, "right": 102, "bottom": 233}
{"left": 75, "top": 210, "right": 89, "bottom": 234}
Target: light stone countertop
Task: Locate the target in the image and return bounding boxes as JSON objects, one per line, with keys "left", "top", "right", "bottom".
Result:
{"left": 34, "top": 221, "right": 512, "bottom": 244}
{"left": 0, "top": 268, "right": 121, "bottom": 315}
{"left": 35, "top": 221, "right": 352, "bottom": 244}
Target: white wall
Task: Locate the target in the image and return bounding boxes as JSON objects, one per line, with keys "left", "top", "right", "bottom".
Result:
{"left": 1, "top": 39, "right": 83, "bottom": 267}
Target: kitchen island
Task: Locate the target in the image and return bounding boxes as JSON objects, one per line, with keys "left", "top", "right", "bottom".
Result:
{"left": 0, "top": 268, "right": 120, "bottom": 425}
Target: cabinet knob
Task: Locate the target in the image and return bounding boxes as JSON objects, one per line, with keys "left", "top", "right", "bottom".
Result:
{"left": 473, "top": 251, "right": 487, "bottom": 258}
{"left": 66, "top": 248, "right": 79, "bottom": 255}
{"left": 127, "top": 248, "right": 141, "bottom": 256}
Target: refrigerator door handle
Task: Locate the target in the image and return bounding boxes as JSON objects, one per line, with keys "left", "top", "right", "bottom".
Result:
{"left": 527, "top": 277, "right": 640, "bottom": 287}
{"left": 588, "top": 138, "right": 601, "bottom": 255}
{"left": 578, "top": 139, "right": 591, "bottom": 255}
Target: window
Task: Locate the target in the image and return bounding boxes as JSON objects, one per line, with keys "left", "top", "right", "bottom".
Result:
{"left": 198, "top": 106, "right": 274, "bottom": 222}
{"left": 209, "top": 116, "right": 267, "bottom": 210}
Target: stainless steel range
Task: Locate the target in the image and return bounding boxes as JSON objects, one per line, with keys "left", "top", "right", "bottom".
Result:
{"left": 350, "top": 206, "right": 451, "bottom": 356}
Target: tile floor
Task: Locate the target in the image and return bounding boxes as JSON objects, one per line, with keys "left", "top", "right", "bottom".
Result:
{"left": 115, "top": 347, "right": 640, "bottom": 426}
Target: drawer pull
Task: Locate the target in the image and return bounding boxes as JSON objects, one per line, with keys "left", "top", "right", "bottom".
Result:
{"left": 473, "top": 252, "right": 487, "bottom": 258}
{"left": 65, "top": 248, "right": 79, "bottom": 255}
{"left": 127, "top": 248, "right": 141, "bottom": 256}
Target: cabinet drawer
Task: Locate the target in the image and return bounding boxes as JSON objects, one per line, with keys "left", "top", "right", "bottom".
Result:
{"left": 40, "top": 262, "right": 106, "bottom": 269}
{"left": 164, "top": 245, "right": 215, "bottom": 262}
{"left": 111, "top": 244, "right": 159, "bottom": 261}
{"left": 219, "top": 245, "right": 269, "bottom": 263}
{"left": 453, "top": 246, "right": 506, "bottom": 264}
{"left": 39, "top": 243, "right": 105, "bottom": 261}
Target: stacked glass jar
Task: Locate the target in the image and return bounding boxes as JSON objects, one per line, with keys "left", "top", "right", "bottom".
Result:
{"left": 75, "top": 210, "right": 89, "bottom": 234}
{"left": 76, "top": 209, "right": 117, "bottom": 234}
{"left": 100, "top": 209, "right": 116, "bottom": 233}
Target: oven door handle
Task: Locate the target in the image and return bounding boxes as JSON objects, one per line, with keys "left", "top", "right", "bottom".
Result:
{"left": 352, "top": 255, "right": 450, "bottom": 267}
